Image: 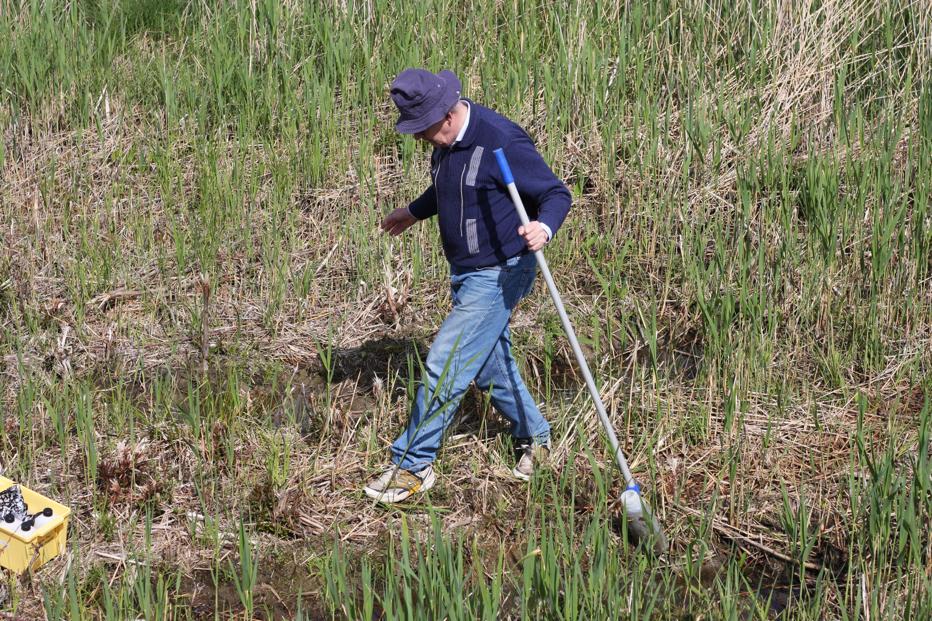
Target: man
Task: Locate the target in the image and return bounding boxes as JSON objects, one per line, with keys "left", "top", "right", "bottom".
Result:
{"left": 364, "top": 68, "right": 572, "bottom": 503}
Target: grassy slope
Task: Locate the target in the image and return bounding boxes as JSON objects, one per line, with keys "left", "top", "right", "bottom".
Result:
{"left": 1, "top": 0, "right": 930, "bottom": 618}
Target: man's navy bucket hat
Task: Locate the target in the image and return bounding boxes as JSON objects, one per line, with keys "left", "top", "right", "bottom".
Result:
{"left": 391, "top": 68, "right": 462, "bottom": 134}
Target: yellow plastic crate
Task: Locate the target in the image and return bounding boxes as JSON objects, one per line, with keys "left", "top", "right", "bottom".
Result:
{"left": 0, "top": 476, "right": 71, "bottom": 574}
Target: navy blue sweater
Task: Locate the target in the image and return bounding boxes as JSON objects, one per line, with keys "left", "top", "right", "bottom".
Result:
{"left": 408, "top": 101, "right": 572, "bottom": 269}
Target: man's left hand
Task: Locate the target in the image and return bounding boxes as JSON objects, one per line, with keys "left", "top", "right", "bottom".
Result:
{"left": 518, "top": 221, "right": 549, "bottom": 252}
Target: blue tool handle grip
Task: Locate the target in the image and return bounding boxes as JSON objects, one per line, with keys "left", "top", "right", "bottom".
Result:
{"left": 493, "top": 148, "right": 514, "bottom": 185}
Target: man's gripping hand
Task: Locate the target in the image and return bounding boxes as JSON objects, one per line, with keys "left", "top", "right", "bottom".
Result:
{"left": 381, "top": 207, "right": 418, "bottom": 236}
{"left": 518, "top": 221, "right": 550, "bottom": 252}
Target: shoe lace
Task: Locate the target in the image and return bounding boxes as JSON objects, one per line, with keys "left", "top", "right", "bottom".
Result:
{"left": 515, "top": 444, "right": 533, "bottom": 461}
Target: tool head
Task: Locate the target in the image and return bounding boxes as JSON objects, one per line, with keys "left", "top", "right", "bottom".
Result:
{"left": 620, "top": 489, "right": 668, "bottom": 555}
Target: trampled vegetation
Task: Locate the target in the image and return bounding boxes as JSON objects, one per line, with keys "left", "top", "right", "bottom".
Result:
{"left": 1, "top": 0, "right": 930, "bottom": 618}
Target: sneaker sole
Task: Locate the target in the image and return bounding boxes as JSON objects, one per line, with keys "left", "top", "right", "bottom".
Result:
{"left": 364, "top": 470, "right": 436, "bottom": 504}
{"left": 511, "top": 467, "right": 531, "bottom": 482}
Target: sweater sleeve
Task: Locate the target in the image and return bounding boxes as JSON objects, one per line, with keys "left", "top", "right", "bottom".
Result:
{"left": 407, "top": 184, "right": 438, "bottom": 220}
{"left": 502, "top": 137, "right": 572, "bottom": 237}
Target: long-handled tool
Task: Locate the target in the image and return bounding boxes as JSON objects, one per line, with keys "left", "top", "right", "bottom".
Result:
{"left": 494, "top": 148, "right": 668, "bottom": 553}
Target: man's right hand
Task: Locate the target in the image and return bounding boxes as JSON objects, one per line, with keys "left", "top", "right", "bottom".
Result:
{"left": 381, "top": 207, "right": 418, "bottom": 236}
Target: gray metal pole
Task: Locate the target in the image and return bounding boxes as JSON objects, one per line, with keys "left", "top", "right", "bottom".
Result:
{"left": 493, "top": 149, "right": 636, "bottom": 488}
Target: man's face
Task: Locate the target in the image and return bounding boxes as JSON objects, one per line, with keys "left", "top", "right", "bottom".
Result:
{"left": 414, "top": 112, "right": 455, "bottom": 148}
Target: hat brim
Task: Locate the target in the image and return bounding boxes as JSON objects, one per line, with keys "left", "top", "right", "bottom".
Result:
{"left": 394, "top": 70, "right": 462, "bottom": 134}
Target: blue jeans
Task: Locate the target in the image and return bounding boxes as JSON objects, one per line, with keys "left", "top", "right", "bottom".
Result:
{"left": 391, "top": 253, "right": 550, "bottom": 471}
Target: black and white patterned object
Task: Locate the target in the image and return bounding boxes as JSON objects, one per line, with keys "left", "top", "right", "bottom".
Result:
{"left": 0, "top": 485, "right": 28, "bottom": 523}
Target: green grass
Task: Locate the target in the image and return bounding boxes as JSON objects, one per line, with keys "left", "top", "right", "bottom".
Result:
{"left": 1, "top": 0, "right": 930, "bottom": 618}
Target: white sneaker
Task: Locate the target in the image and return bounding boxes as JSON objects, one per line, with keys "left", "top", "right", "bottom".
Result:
{"left": 363, "top": 464, "right": 436, "bottom": 503}
{"left": 512, "top": 441, "right": 550, "bottom": 482}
